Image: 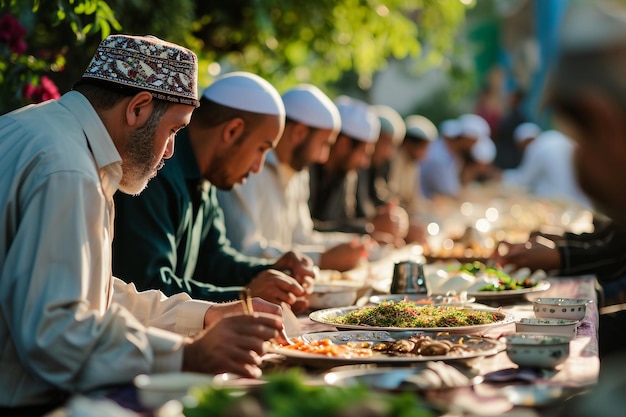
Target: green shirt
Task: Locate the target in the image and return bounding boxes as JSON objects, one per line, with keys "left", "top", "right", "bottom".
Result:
{"left": 112, "top": 129, "right": 272, "bottom": 302}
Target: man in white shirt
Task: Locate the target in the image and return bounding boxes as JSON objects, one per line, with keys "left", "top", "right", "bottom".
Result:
{"left": 0, "top": 35, "right": 284, "bottom": 413}
{"left": 420, "top": 114, "right": 488, "bottom": 199}
{"left": 502, "top": 129, "right": 590, "bottom": 207}
{"left": 217, "top": 84, "right": 368, "bottom": 272}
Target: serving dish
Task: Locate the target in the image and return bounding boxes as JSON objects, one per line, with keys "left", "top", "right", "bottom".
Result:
{"left": 268, "top": 330, "right": 505, "bottom": 367}
{"left": 501, "top": 333, "right": 571, "bottom": 369}
{"left": 324, "top": 362, "right": 483, "bottom": 391}
{"left": 468, "top": 280, "right": 551, "bottom": 302}
{"left": 308, "top": 282, "right": 361, "bottom": 310}
{"left": 309, "top": 305, "right": 514, "bottom": 334}
{"left": 369, "top": 293, "right": 477, "bottom": 306}
{"left": 532, "top": 297, "right": 591, "bottom": 321}
{"left": 515, "top": 318, "right": 579, "bottom": 337}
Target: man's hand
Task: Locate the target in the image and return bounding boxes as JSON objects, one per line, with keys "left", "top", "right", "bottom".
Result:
{"left": 272, "top": 251, "right": 316, "bottom": 291}
{"left": 203, "top": 297, "right": 283, "bottom": 328}
{"left": 493, "top": 236, "right": 561, "bottom": 272}
{"left": 184, "top": 311, "right": 283, "bottom": 378}
{"left": 319, "top": 239, "right": 368, "bottom": 272}
{"left": 247, "top": 269, "right": 309, "bottom": 309}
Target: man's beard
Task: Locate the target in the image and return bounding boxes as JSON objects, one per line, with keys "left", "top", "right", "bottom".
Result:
{"left": 118, "top": 109, "right": 163, "bottom": 195}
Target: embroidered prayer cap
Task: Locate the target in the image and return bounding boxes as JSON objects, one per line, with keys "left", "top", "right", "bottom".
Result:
{"left": 373, "top": 104, "right": 406, "bottom": 145}
{"left": 202, "top": 71, "right": 285, "bottom": 117}
{"left": 471, "top": 136, "right": 497, "bottom": 163}
{"left": 335, "top": 95, "right": 380, "bottom": 143}
{"left": 439, "top": 119, "right": 462, "bottom": 139}
{"left": 81, "top": 34, "right": 199, "bottom": 107}
{"left": 513, "top": 122, "right": 542, "bottom": 143}
{"left": 404, "top": 115, "right": 438, "bottom": 142}
{"left": 282, "top": 84, "right": 341, "bottom": 132}
{"left": 458, "top": 113, "right": 491, "bottom": 140}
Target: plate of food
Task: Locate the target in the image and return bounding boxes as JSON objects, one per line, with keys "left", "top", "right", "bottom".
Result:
{"left": 268, "top": 330, "right": 505, "bottom": 367}
{"left": 308, "top": 300, "right": 513, "bottom": 334}
{"left": 426, "top": 261, "right": 550, "bottom": 301}
{"left": 369, "top": 293, "right": 477, "bottom": 306}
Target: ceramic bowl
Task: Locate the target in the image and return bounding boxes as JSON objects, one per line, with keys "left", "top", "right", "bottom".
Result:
{"left": 308, "top": 283, "right": 360, "bottom": 310}
{"left": 532, "top": 297, "right": 591, "bottom": 321}
{"left": 515, "top": 318, "right": 579, "bottom": 337}
{"left": 501, "top": 333, "right": 571, "bottom": 369}
{"left": 134, "top": 372, "right": 214, "bottom": 409}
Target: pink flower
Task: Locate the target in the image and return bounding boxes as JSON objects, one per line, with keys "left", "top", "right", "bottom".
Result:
{"left": 22, "top": 76, "right": 61, "bottom": 104}
{"left": 0, "top": 13, "right": 28, "bottom": 55}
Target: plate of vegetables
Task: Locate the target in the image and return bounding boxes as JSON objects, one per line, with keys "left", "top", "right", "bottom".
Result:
{"left": 427, "top": 261, "right": 550, "bottom": 301}
{"left": 308, "top": 300, "right": 514, "bottom": 334}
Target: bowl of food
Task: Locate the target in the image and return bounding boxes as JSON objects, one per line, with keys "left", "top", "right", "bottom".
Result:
{"left": 532, "top": 298, "right": 591, "bottom": 321}
{"left": 501, "top": 333, "right": 571, "bottom": 369}
{"left": 515, "top": 318, "right": 579, "bottom": 337}
{"left": 308, "top": 282, "right": 360, "bottom": 310}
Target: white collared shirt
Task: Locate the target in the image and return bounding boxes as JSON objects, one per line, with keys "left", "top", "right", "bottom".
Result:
{"left": 0, "top": 92, "right": 208, "bottom": 406}
{"left": 216, "top": 150, "right": 353, "bottom": 264}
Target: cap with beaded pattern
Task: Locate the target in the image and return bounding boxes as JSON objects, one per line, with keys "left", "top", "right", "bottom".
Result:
{"left": 81, "top": 34, "right": 199, "bottom": 107}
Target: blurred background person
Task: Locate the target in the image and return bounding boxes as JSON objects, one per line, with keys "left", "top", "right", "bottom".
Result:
{"left": 461, "top": 133, "right": 499, "bottom": 187}
{"left": 494, "top": 89, "right": 530, "bottom": 170}
{"left": 501, "top": 128, "right": 590, "bottom": 208}
{"left": 358, "top": 104, "right": 406, "bottom": 213}
{"left": 217, "top": 84, "right": 369, "bottom": 272}
{"left": 420, "top": 114, "right": 488, "bottom": 199}
{"left": 309, "top": 96, "right": 408, "bottom": 247}
{"left": 387, "top": 114, "right": 438, "bottom": 243}
{"left": 112, "top": 72, "right": 315, "bottom": 311}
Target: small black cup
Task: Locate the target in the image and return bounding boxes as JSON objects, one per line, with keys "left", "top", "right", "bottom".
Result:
{"left": 390, "top": 260, "right": 427, "bottom": 294}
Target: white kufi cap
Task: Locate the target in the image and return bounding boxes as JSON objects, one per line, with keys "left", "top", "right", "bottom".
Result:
{"left": 439, "top": 119, "right": 462, "bottom": 138}
{"left": 202, "top": 71, "right": 285, "bottom": 117}
{"left": 459, "top": 113, "right": 490, "bottom": 139}
{"left": 471, "top": 136, "right": 497, "bottom": 163}
{"left": 335, "top": 96, "right": 380, "bottom": 143}
{"left": 513, "top": 122, "right": 542, "bottom": 143}
{"left": 405, "top": 115, "right": 438, "bottom": 142}
{"left": 282, "top": 84, "right": 341, "bottom": 131}
{"left": 373, "top": 104, "right": 406, "bottom": 144}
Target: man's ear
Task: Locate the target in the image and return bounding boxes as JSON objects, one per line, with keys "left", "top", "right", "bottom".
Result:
{"left": 222, "top": 117, "right": 245, "bottom": 144}
{"left": 125, "top": 91, "right": 155, "bottom": 127}
{"left": 291, "top": 123, "right": 310, "bottom": 146}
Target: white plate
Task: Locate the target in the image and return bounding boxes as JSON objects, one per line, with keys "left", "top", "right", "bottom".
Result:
{"left": 269, "top": 330, "right": 504, "bottom": 367}
{"left": 325, "top": 362, "right": 483, "bottom": 390}
{"left": 308, "top": 306, "right": 513, "bottom": 334}
{"left": 468, "top": 280, "right": 551, "bottom": 301}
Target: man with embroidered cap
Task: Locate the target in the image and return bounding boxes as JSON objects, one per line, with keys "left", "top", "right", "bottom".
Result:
{"left": 113, "top": 71, "right": 316, "bottom": 312}
{"left": 309, "top": 96, "right": 408, "bottom": 246}
{"left": 216, "top": 84, "right": 369, "bottom": 272}
{"left": 0, "top": 35, "right": 287, "bottom": 414}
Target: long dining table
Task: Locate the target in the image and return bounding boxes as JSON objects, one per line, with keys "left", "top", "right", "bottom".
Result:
{"left": 269, "top": 249, "right": 600, "bottom": 417}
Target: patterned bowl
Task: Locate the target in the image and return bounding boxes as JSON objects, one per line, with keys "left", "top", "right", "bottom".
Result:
{"left": 532, "top": 297, "right": 591, "bottom": 321}
{"left": 515, "top": 318, "right": 579, "bottom": 337}
{"left": 502, "top": 333, "right": 571, "bottom": 369}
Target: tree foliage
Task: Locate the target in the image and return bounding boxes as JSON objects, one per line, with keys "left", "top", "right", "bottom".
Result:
{"left": 1, "top": 0, "right": 472, "bottom": 113}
